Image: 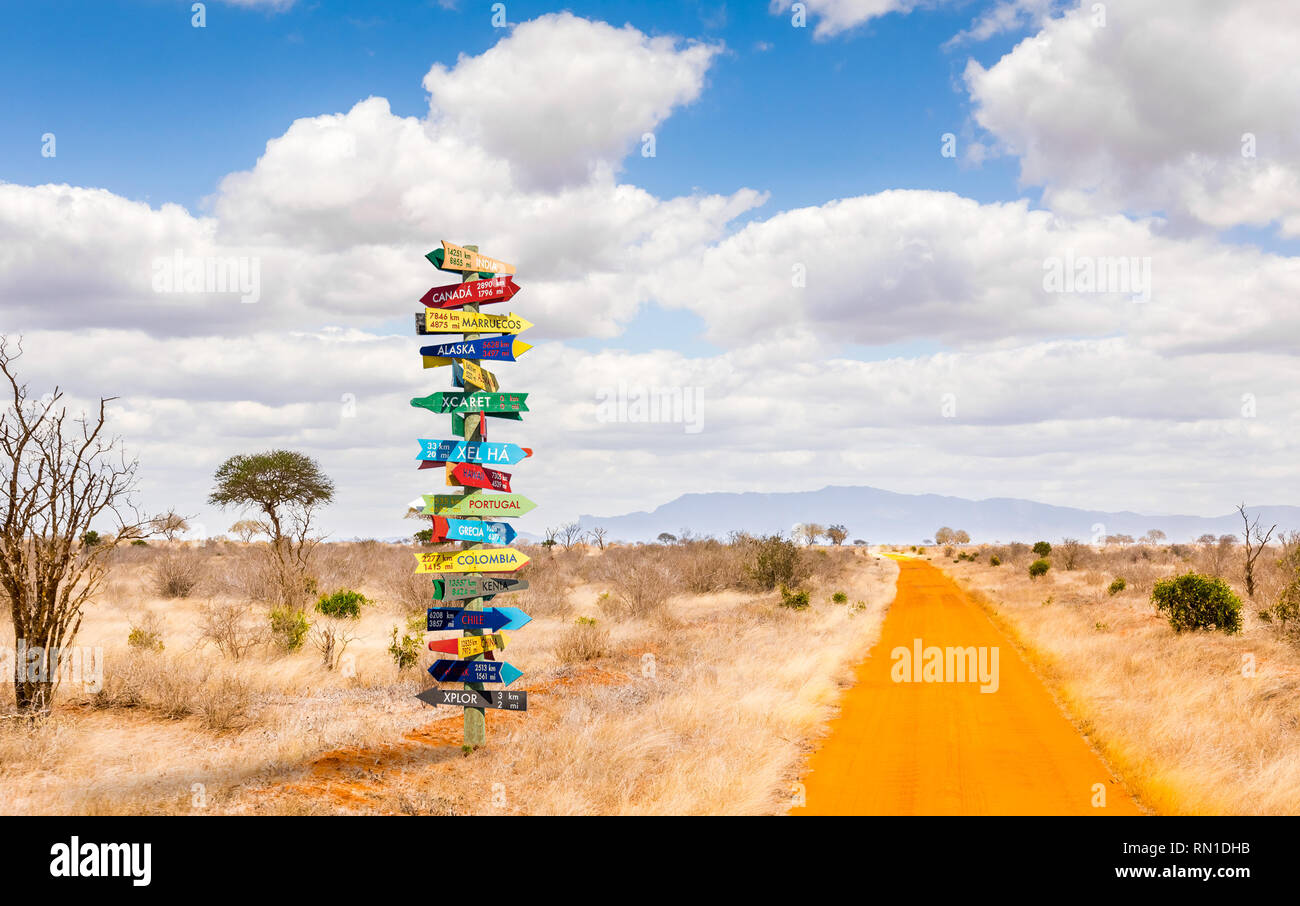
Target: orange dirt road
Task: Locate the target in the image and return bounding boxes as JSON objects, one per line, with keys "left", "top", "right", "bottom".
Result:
{"left": 792, "top": 557, "right": 1142, "bottom": 816}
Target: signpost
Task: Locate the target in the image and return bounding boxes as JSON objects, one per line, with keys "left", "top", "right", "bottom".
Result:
{"left": 429, "top": 659, "right": 524, "bottom": 686}
{"left": 431, "top": 575, "right": 529, "bottom": 601}
{"left": 431, "top": 515, "right": 518, "bottom": 545}
{"left": 428, "top": 240, "right": 515, "bottom": 276}
{"left": 427, "top": 632, "right": 509, "bottom": 658}
{"left": 447, "top": 462, "right": 512, "bottom": 492}
{"left": 410, "top": 391, "right": 528, "bottom": 417}
{"left": 416, "top": 439, "right": 532, "bottom": 465}
{"left": 453, "top": 359, "right": 499, "bottom": 393}
{"left": 410, "top": 241, "right": 533, "bottom": 749}
{"left": 419, "top": 335, "right": 532, "bottom": 363}
{"left": 421, "top": 275, "right": 520, "bottom": 309}
{"left": 421, "top": 309, "right": 533, "bottom": 335}
{"left": 413, "top": 547, "right": 530, "bottom": 574}
{"left": 415, "top": 688, "right": 527, "bottom": 712}
{"left": 421, "top": 492, "right": 537, "bottom": 517}
{"left": 426, "top": 605, "right": 532, "bottom": 632}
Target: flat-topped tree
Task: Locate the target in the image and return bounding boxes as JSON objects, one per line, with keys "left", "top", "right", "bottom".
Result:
{"left": 0, "top": 336, "right": 149, "bottom": 714}
{"left": 208, "top": 450, "right": 334, "bottom": 608}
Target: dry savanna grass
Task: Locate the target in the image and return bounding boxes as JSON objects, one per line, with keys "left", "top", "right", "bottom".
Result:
{"left": 0, "top": 538, "right": 896, "bottom": 815}
{"left": 920, "top": 540, "right": 1300, "bottom": 815}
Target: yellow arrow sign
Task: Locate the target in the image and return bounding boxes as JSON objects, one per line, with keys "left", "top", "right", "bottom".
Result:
{"left": 423, "top": 310, "right": 534, "bottom": 335}
{"left": 458, "top": 632, "right": 509, "bottom": 658}
{"left": 423, "top": 340, "right": 533, "bottom": 369}
{"left": 457, "top": 359, "right": 499, "bottom": 392}
{"left": 414, "top": 548, "right": 531, "bottom": 574}
{"left": 439, "top": 241, "right": 515, "bottom": 276}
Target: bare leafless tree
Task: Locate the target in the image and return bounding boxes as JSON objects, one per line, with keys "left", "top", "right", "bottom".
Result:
{"left": 1238, "top": 503, "right": 1277, "bottom": 599}
{"left": 559, "top": 521, "right": 584, "bottom": 551}
{"left": 0, "top": 337, "right": 147, "bottom": 714}
{"left": 587, "top": 525, "right": 608, "bottom": 550}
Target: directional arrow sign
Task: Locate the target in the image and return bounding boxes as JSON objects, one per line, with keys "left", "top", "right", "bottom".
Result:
{"left": 422, "top": 492, "right": 537, "bottom": 518}
{"left": 416, "top": 439, "right": 532, "bottom": 465}
{"left": 419, "top": 334, "right": 533, "bottom": 362}
{"left": 428, "top": 241, "right": 515, "bottom": 276}
{"left": 431, "top": 576, "right": 529, "bottom": 602}
{"left": 411, "top": 391, "right": 528, "bottom": 417}
{"left": 427, "top": 605, "right": 532, "bottom": 632}
{"left": 421, "top": 276, "right": 520, "bottom": 309}
{"left": 447, "top": 462, "right": 512, "bottom": 492}
{"left": 427, "top": 632, "right": 509, "bottom": 658}
{"left": 453, "top": 359, "right": 499, "bottom": 393}
{"left": 416, "top": 687, "right": 528, "bottom": 711}
{"left": 432, "top": 516, "right": 518, "bottom": 545}
{"left": 429, "top": 659, "right": 523, "bottom": 686}
{"left": 422, "top": 310, "right": 533, "bottom": 335}
{"left": 414, "top": 548, "right": 530, "bottom": 574}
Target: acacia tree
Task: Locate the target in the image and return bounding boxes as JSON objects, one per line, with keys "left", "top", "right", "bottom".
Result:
{"left": 587, "top": 526, "right": 608, "bottom": 550}
{"left": 228, "top": 519, "right": 266, "bottom": 543}
{"left": 0, "top": 338, "right": 147, "bottom": 714}
{"left": 149, "top": 509, "right": 191, "bottom": 541}
{"left": 208, "top": 450, "right": 334, "bottom": 608}
{"left": 826, "top": 524, "right": 849, "bottom": 546}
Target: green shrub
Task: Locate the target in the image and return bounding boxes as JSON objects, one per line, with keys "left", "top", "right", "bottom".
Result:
{"left": 131, "top": 539, "right": 149, "bottom": 547}
{"left": 989, "top": 555, "right": 1001, "bottom": 566}
{"left": 413, "top": 528, "right": 433, "bottom": 544}
{"left": 1032, "top": 541, "right": 1052, "bottom": 557}
{"left": 1151, "top": 572, "right": 1242, "bottom": 634}
{"left": 81, "top": 530, "right": 101, "bottom": 547}
{"left": 779, "top": 585, "right": 810, "bottom": 610}
{"left": 746, "top": 535, "right": 800, "bottom": 590}
{"left": 1028, "top": 558, "right": 1051, "bottom": 579}
{"left": 831, "top": 591, "right": 847, "bottom": 604}
{"left": 388, "top": 621, "right": 423, "bottom": 671}
{"left": 269, "top": 606, "right": 311, "bottom": 652}
{"left": 315, "top": 588, "right": 369, "bottom": 620}
{"left": 1108, "top": 577, "right": 1127, "bottom": 596}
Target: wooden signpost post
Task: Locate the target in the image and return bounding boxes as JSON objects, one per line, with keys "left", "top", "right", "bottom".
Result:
{"left": 410, "top": 242, "right": 533, "bottom": 750}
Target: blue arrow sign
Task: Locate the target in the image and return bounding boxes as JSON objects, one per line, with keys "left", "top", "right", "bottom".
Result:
{"left": 426, "top": 606, "right": 532, "bottom": 633}
{"left": 439, "top": 517, "right": 518, "bottom": 545}
{"left": 416, "top": 439, "right": 532, "bottom": 466}
{"left": 419, "top": 335, "right": 527, "bottom": 362}
{"left": 429, "top": 659, "right": 523, "bottom": 686}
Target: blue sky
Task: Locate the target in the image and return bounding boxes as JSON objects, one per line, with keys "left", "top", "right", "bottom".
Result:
{"left": 4, "top": 1, "right": 1025, "bottom": 217}
{"left": 3, "top": 1, "right": 1299, "bottom": 539}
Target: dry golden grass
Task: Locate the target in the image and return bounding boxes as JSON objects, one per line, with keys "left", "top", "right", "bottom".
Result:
{"left": 929, "top": 542, "right": 1300, "bottom": 815}
{"left": 0, "top": 540, "right": 896, "bottom": 815}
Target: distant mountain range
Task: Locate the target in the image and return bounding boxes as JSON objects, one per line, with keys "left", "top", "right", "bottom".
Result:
{"left": 575, "top": 485, "right": 1300, "bottom": 544}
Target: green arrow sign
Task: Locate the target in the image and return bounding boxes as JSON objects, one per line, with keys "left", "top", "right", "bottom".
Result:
{"left": 411, "top": 391, "right": 528, "bottom": 416}
{"left": 422, "top": 492, "right": 538, "bottom": 518}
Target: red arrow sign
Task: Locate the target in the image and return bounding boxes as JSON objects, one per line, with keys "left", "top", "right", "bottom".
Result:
{"left": 448, "top": 462, "right": 512, "bottom": 492}
{"left": 420, "top": 276, "right": 520, "bottom": 309}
